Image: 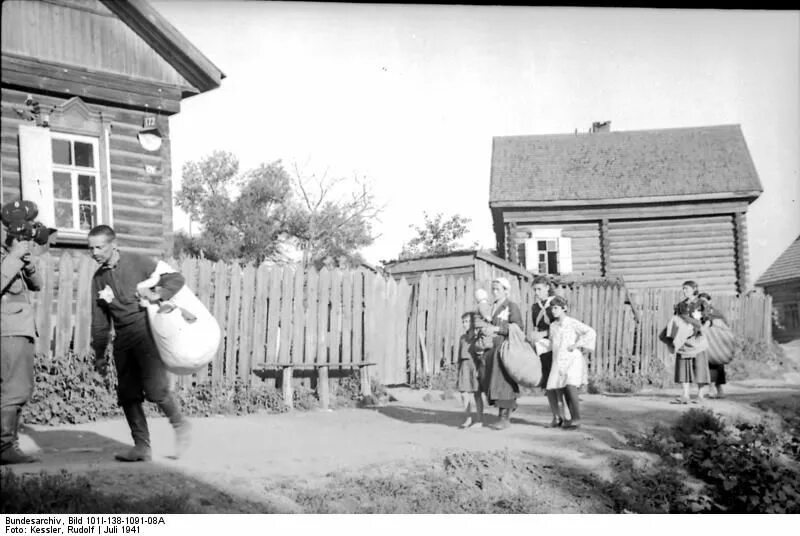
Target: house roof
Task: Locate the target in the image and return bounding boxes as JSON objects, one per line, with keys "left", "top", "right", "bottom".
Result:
{"left": 99, "top": 0, "right": 225, "bottom": 95}
{"left": 756, "top": 235, "right": 800, "bottom": 287}
{"left": 490, "top": 125, "right": 763, "bottom": 207}
{"left": 384, "top": 250, "right": 533, "bottom": 280}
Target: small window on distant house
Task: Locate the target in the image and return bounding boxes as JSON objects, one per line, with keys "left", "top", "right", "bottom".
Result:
{"left": 50, "top": 133, "right": 101, "bottom": 232}
{"left": 537, "top": 239, "right": 559, "bottom": 274}
{"left": 524, "top": 231, "right": 572, "bottom": 275}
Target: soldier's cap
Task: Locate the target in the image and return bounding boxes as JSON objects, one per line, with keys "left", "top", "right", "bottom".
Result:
{"left": 1, "top": 200, "right": 39, "bottom": 225}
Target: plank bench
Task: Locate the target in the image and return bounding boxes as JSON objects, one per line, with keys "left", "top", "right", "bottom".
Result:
{"left": 252, "top": 362, "right": 376, "bottom": 410}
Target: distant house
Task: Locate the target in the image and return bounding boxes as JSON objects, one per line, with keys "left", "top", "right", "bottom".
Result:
{"left": 489, "top": 123, "right": 763, "bottom": 295}
{"left": 756, "top": 235, "right": 800, "bottom": 342}
{"left": 1, "top": 0, "right": 224, "bottom": 256}
{"left": 383, "top": 250, "right": 533, "bottom": 287}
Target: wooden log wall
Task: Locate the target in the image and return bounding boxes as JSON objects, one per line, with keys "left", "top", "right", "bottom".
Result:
{"left": 606, "top": 215, "right": 738, "bottom": 294}
{"left": 1, "top": 87, "right": 173, "bottom": 256}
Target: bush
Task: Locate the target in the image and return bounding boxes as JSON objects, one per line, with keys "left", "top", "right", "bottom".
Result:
{"left": 22, "top": 352, "right": 121, "bottom": 426}
{"left": 626, "top": 407, "right": 800, "bottom": 513}
{"left": 601, "top": 457, "right": 708, "bottom": 513}
{"left": 411, "top": 361, "right": 458, "bottom": 392}
{"left": 173, "top": 379, "right": 288, "bottom": 417}
{"left": 0, "top": 469, "right": 197, "bottom": 514}
{"left": 22, "top": 351, "right": 368, "bottom": 425}
{"left": 727, "top": 338, "right": 794, "bottom": 381}
{"left": 588, "top": 353, "right": 670, "bottom": 394}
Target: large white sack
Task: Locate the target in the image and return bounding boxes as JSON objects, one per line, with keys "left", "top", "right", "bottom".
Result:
{"left": 143, "top": 286, "right": 221, "bottom": 375}
{"left": 137, "top": 262, "right": 221, "bottom": 375}
{"left": 499, "top": 323, "right": 542, "bottom": 388}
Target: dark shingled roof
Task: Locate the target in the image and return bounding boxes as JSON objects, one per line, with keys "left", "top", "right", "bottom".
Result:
{"left": 756, "top": 235, "right": 800, "bottom": 287}
{"left": 490, "top": 125, "right": 762, "bottom": 205}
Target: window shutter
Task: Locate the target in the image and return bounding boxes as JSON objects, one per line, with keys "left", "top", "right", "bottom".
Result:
{"left": 19, "top": 124, "right": 55, "bottom": 227}
{"left": 558, "top": 236, "right": 573, "bottom": 274}
{"left": 525, "top": 238, "right": 539, "bottom": 273}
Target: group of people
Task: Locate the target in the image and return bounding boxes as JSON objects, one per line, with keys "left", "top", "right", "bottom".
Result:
{"left": 1, "top": 200, "right": 190, "bottom": 465}
{"left": 455, "top": 275, "right": 596, "bottom": 430}
{"left": 664, "top": 280, "right": 729, "bottom": 405}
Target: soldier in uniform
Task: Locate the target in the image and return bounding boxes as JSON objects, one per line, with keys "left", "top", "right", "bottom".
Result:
{"left": 1, "top": 200, "right": 46, "bottom": 465}
{"left": 88, "top": 224, "right": 190, "bottom": 461}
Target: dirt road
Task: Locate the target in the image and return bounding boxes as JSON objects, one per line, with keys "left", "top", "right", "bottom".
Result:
{"left": 9, "top": 379, "right": 798, "bottom": 513}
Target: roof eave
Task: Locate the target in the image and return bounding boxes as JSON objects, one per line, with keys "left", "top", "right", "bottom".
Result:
{"left": 100, "top": 0, "right": 225, "bottom": 95}
{"left": 489, "top": 190, "right": 763, "bottom": 209}
{"left": 756, "top": 275, "right": 800, "bottom": 288}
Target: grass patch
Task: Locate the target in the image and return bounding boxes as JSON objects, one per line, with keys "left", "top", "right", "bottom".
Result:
{"left": 0, "top": 469, "right": 198, "bottom": 514}
{"left": 273, "top": 450, "right": 607, "bottom": 513}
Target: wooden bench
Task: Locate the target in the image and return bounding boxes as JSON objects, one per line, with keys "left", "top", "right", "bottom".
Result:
{"left": 252, "top": 362, "right": 376, "bottom": 410}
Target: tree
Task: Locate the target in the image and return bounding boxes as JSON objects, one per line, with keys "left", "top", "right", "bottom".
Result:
{"left": 174, "top": 151, "right": 294, "bottom": 264}
{"left": 289, "top": 164, "right": 382, "bottom": 269}
{"left": 173, "top": 152, "right": 383, "bottom": 267}
{"left": 399, "top": 212, "right": 475, "bottom": 259}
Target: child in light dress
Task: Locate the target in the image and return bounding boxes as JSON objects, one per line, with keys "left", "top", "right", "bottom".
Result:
{"left": 546, "top": 296, "right": 596, "bottom": 430}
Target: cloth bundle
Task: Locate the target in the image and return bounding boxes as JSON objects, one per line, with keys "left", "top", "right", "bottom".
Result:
{"left": 137, "top": 261, "right": 221, "bottom": 375}
{"left": 704, "top": 319, "right": 736, "bottom": 365}
{"left": 499, "top": 323, "right": 542, "bottom": 388}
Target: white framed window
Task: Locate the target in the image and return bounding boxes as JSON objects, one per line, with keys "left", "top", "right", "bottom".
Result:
{"left": 523, "top": 228, "right": 573, "bottom": 275}
{"left": 50, "top": 133, "right": 102, "bottom": 233}
{"left": 18, "top": 98, "right": 113, "bottom": 243}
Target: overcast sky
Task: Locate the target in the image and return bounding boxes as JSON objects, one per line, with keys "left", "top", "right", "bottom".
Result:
{"left": 152, "top": 2, "right": 799, "bottom": 283}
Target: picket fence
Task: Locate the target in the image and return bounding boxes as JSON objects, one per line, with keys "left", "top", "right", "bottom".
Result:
{"left": 406, "top": 274, "right": 773, "bottom": 384}
{"left": 30, "top": 252, "right": 412, "bottom": 388}
{"left": 29, "top": 252, "right": 772, "bottom": 390}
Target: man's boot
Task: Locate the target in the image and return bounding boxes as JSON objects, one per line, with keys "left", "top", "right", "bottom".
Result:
{"left": 115, "top": 403, "right": 152, "bottom": 462}
{"left": 158, "top": 396, "right": 190, "bottom": 459}
{"left": 0, "top": 408, "right": 39, "bottom": 465}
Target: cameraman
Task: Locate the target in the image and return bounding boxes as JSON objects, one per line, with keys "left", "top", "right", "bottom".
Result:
{"left": 1, "top": 200, "right": 44, "bottom": 465}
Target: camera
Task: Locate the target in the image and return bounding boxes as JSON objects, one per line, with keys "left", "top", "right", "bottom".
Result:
{"left": 5, "top": 220, "right": 56, "bottom": 246}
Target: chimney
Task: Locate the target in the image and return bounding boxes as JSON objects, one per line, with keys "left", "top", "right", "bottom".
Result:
{"left": 591, "top": 120, "right": 611, "bottom": 133}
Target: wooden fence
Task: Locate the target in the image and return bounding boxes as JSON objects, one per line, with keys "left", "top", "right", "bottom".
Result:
{"left": 29, "top": 253, "right": 412, "bottom": 388}
{"left": 406, "top": 274, "right": 773, "bottom": 384}
{"left": 29, "top": 252, "right": 773, "bottom": 392}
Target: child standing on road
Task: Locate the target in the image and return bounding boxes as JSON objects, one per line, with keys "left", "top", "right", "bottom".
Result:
{"left": 456, "top": 313, "right": 484, "bottom": 428}
{"left": 546, "top": 296, "right": 596, "bottom": 430}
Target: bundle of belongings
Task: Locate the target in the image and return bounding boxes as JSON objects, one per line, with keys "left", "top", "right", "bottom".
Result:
{"left": 500, "top": 323, "right": 542, "bottom": 388}
{"left": 1, "top": 200, "right": 57, "bottom": 245}
{"left": 660, "top": 300, "right": 709, "bottom": 356}
{"left": 136, "top": 261, "right": 221, "bottom": 375}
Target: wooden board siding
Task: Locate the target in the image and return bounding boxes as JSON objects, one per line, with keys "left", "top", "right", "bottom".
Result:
{"left": 607, "top": 215, "right": 738, "bottom": 294}
{"left": 512, "top": 222, "right": 602, "bottom": 278}
{"left": 1, "top": 88, "right": 172, "bottom": 256}
{"left": 1, "top": 0, "right": 192, "bottom": 91}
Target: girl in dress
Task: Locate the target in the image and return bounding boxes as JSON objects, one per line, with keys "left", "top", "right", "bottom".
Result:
{"left": 546, "top": 296, "right": 596, "bottom": 430}
{"left": 456, "top": 313, "right": 484, "bottom": 428}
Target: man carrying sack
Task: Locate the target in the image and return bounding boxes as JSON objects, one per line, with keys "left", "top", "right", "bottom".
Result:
{"left": 88, "top": 225, "right": 191, "bottom": 462}
{"left": 1, "top": 200, "right": 54, "bottom": 465}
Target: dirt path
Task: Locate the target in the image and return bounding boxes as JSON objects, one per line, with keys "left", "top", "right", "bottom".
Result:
{"left": 8, "top": 378, "right": 799, "bottom": 513}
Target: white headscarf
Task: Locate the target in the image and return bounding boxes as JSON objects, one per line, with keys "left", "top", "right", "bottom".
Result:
{"left": 493, "top": 277, "right": 511, "bottom": 291}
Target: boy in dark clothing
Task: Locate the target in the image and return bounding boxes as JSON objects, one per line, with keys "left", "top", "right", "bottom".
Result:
{"left": 89, "top": 225, "right": 190, "bottom": 462}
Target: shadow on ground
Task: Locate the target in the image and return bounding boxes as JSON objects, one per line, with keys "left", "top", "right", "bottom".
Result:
{"left": 5, "top": 429, "right": 274, "bottom": 514}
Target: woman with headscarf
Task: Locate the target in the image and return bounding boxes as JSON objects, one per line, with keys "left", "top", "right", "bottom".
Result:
{"left": 483, "top": 277, "right": 523, "bottom": 430}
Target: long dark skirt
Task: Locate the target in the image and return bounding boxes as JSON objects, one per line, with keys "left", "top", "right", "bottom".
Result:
{"left": 486, "top": 340, "right": 519, "bottom": 409}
